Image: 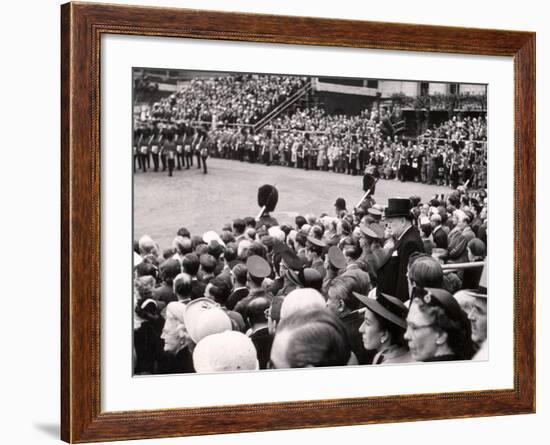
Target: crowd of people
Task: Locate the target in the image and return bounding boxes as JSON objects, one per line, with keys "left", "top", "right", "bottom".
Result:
{"left": 135, "top": 103, "right": 487, "bottom": 189}
{"left": 133, "top": 184, "right": 488, "bottom": 375}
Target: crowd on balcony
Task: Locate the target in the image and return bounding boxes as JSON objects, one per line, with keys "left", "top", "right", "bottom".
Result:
{"left": 145, "top": 74, "right": 308, "bottom": 125}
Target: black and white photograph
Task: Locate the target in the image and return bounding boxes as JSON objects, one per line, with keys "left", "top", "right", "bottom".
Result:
{"left": 132, "top": 68, "right": 488, "bottom": 375}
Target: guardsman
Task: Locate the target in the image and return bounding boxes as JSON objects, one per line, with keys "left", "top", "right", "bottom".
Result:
{"left": 175, "top": 130, "right": 184, "bottom": 170}
{"left": 193, "top": 128, "right": 203, "bottom": 170}
{"left": 139, "top": 128, "right": 151, "bottom": 172}
{"left": 133, "top": 128, "right": 140, "bottom": 173}
{"left": 150, "top": 128, "right": 162, "bottom": 172}
{"left": 256, "top": 184, "right": 279, "bottom": 230}
{"left": 200, "top": 132, "right": 209, "bottom": 174}
{"left": 163, "top": 129, "right": 177, "bottom": 177}
{"left": 182, "top": 128, "right": 193, "bottom": 169}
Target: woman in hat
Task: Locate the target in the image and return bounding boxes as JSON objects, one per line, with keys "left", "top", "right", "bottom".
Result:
{"left": 404, "top": 287, "right": 474, "bottom": 362}
{"left": 355, "top": 292, "right": 411, "bottom": 365}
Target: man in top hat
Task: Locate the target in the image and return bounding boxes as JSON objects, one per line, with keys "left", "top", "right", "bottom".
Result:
{"left": 234, "top": 255, "right": 274, "bottom": 318}
{"left": 256, "top": 184, "right": 279, "bottom": 229}
{"left": 377, "top": 198, "right": 425, "bottom": 302}
{"left": 306, "top": 236, "right": 327, "bottom": 280}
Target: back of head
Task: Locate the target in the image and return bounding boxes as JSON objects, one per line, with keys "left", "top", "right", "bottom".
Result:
{"left": 177, "top": 227, "right": 191, "bottom": 238}
{"left": 233, "top": 218, "right": 246, "bottom": 235}
{"left": 467, "top": 238, "right": 486, "bottom": 259}
{"left": 343, "top": 243, "right": 362, "bottom": 261}
{"left": 159, "top": 258, "right": 181, "bottom": 285}
{"left": 295, "top": 215, "right": 307, "bottom": 229}
{"left": 276, "top": 309, "right": 350, "bottom": 368}
{"left": 232, "top": 263, "right": 248, "bottom": 287}
{"left": 173, "top": 273, "right": 192, "bottom": 300}
{"left": 246, "top": 296, "right": 270, "bottom": 325}
{"left": 208, "top": 275, "right": 232, "bottom": 306}
{"left": 138, "top": 235, "right": 156, "bottom": 255}
{"left": 172, "top": 235, "right": 192, "bottom": 255}
{"left": 199, "top": 254, "right": 217, "bottom": 274}
{"left": 181, "top": 253, "right": 200, "bottom": 276}
{"left": 408, "top": 253, "right": 443, "bottom": 288}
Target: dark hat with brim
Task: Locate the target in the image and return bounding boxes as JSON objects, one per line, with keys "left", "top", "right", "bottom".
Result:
{"left": 286, "top": 267, "right": 323, "bottom": 291}
{"left": 306, "top": 236, "right": 327, "bottom": 249}
{"left": 353, "top": 291, "right": 407, "bottom": 329}
{"left": 418, "top": 287, "right": 464, "bottom": 321}
{"left": 280, "top": 248, "right": 304, "bottom": 271}
{"left": 360, "top": 225, "right": 380, "bottom": 239}
{"left": 384, "top": 198, "right": 413, "bottom": 219}
{"left": 246, "top": 255, "right": 271, "bottom": 279}
{"left": 327, "top": 246, "right": 347, "bottom": 269}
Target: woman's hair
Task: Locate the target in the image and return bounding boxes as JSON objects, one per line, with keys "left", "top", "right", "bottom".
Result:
{"left": 276, "top": 309, "right": 351, "bottom": 367}
{"left": 413, "top": 296, "right": 474, "bottom": 360}
{"left": 408, "top": 253, "right": 443, "bottom": 288}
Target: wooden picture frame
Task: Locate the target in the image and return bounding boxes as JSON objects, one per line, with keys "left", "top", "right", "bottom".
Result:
{"left": 61, "top": 2, "right": 535, "bottom": 442}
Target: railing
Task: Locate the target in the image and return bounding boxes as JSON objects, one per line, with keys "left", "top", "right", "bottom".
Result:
{"left": 253, "top": 80, "right": 313, "bottom": 133}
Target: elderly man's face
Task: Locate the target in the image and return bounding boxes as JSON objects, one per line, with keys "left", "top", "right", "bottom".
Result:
{"left": 385, "top": 216, "right": 407, "bottom": 239}
{"left": 468, "top": 297, "right": 487, "bottom": 345}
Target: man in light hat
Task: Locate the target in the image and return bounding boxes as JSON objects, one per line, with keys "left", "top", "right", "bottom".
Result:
{"left": 377, "top": 198, "right": 425, "bottom": 302}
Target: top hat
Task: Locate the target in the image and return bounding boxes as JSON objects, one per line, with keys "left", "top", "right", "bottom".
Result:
{"left": 384, "top": 198, "right": 413, "bottom": 219}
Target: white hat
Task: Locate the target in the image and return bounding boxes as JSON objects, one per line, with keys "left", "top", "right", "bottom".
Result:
{"left": 193, "top": 331, "right": 259, "bottom": 373}
{"left": 280, "top": 288, "right": 326, "bottom": 320}
{"left": 183, "top": 298, "right": 232, "bottom": 344}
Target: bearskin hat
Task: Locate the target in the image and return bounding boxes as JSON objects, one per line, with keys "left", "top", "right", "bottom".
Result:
{"left": 257, "top": 184, "right": 278, "bottom": 212}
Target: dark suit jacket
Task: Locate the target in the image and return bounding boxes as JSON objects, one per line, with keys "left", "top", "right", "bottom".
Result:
{"left": 377, "top": 225, "right": 425, "bottom": 302}
{"left": 250, "top": 326, "right": 274, "bottom": 369}
{"left": 432, "top": 226, "right": 448, "bottom": 249}
{"left": 226, "top": 287, "right": 249, "bottom": 311}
